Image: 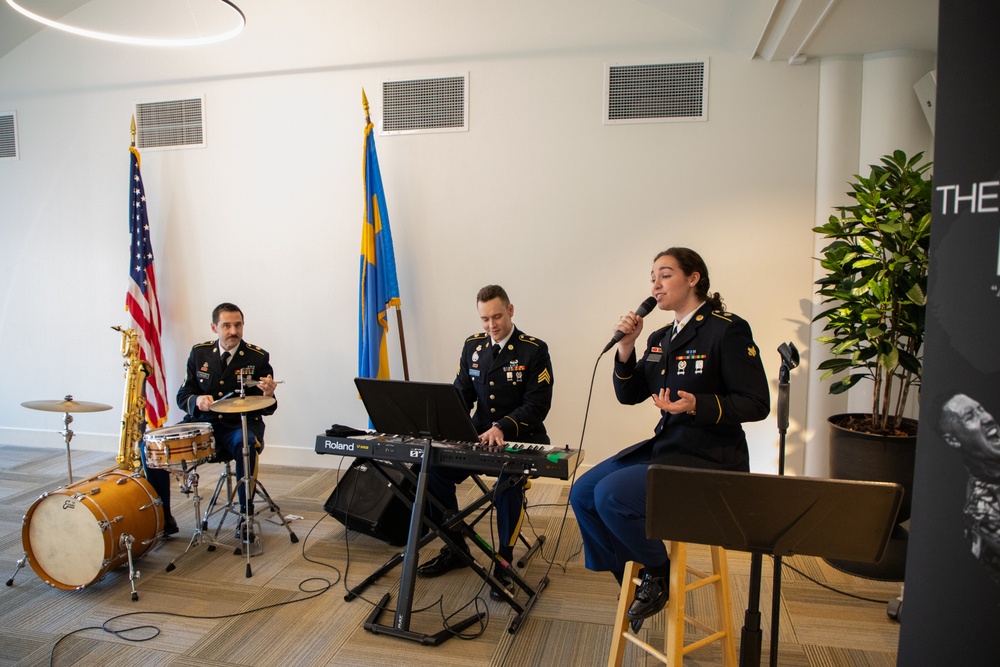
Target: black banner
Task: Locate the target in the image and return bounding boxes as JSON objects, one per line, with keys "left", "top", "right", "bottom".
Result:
{"left": 899, "top": 2, "right": 1000, "bottom": 664}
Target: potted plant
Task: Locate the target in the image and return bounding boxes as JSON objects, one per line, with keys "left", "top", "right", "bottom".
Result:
{"left": 812, "top": 149, "right": 932, "bottom": 579}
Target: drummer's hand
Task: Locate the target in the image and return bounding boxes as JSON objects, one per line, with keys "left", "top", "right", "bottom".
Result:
{"left": 258, "top": 375, "right": 276, "bottom": 397}
{"left": 196, "top": 395, "right": 214, "bottom": 411}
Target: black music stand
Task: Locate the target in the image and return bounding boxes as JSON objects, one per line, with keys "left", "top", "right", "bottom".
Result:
{"left": 355, "top": 378, "right": 480, "bottom": 443}
{"left": 351, "top": 378, "right": 523, "bottom": 645}
{"left": 646, "top": 465, "right": 903, "bottom": 667}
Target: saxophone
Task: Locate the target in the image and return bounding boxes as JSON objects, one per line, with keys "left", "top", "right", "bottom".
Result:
{"left": 113, "top": 326, "right": 152, "bottom": 472}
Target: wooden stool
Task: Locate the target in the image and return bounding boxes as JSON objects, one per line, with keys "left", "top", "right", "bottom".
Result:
{"left": 608, "top": 542, "right": 737, "bottom": 667}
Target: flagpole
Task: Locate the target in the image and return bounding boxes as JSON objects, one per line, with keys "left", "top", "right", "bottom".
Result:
{"left": 363, "top": 89, "right": 410, "bottom": 381}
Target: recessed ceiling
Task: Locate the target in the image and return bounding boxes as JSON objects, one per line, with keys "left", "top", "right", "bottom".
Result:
{"left": 0, "top": 0, "right": 939, "bottom": 64}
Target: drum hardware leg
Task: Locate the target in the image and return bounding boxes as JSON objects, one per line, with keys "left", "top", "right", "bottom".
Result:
{"left": 251, "top": 479, "right": 299, "bottom": 544}
{"left": 119, "top": 534, "right": 140, "bottom": 602}
{"left": 203, "top": 462, "right": 237, "bottom": 533}
{"left": 5, "top": 552, "right": 29, "bottom": 587}
{"left": 165, "top": 464, "right": 228, "bottom": 572}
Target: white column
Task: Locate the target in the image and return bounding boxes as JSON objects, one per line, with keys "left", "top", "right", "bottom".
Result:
{"left": 858, "top": 49, "right": 937, "bottom": 170}
{"left": 804, "top": 55, "right": 862, "bottom": 477}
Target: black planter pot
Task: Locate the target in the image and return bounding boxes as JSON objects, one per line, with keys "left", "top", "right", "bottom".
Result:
{"left": 825, "top": 413, "right": 917, "bottom": 581}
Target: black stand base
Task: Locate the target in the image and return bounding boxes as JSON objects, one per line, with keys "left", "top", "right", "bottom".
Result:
{"left": 364, "top": 593, "right": 485, "bottom": 646}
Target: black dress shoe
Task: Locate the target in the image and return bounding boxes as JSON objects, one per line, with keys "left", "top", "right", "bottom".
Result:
{"left": 417, "top": 546, "right": 470, "bottom": 578}
{"left": 163, "top": 516, "right": 179, "bottom": 536}
{"left": 626, "top": 573, "right": 669, "bottom": 620}
{"left": 490, "top": 568, "right": 514, "bottom": 601}
{"left": 630, "top": 617, "right": 644, "bottom": 633}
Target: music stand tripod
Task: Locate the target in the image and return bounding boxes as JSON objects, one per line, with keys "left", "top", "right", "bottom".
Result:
{"left": 207, "top": 376, "right": 297, "bottom": 578}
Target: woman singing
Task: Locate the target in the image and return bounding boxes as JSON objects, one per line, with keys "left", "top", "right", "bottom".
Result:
{"left": 569, "top": 247, "right": 770, "bottom": 625}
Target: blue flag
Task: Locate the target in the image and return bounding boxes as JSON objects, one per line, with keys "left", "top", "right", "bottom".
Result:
{"left": 359, "top": 90, "right": 401, "bottom": 380}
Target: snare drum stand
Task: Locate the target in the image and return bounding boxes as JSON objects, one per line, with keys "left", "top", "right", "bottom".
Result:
{"left": 165, "top": 462, "right": 228, "bottom": 573}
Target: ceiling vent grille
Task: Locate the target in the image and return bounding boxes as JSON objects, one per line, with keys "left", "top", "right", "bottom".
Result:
{"left": 0, "top": 111, "right": 18, "bottom": 160}
{"left": 604, "top": 60, "right": 709, "bottom": 125}
{"left": 135, "top": 97, "right": 205, "bottom": 150}
{"left": 381, "top": 75, "right": 468, "bottom": 135}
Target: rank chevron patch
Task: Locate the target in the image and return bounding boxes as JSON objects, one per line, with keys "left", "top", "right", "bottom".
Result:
{"left": 537, "top": 369, "right": 552, "bottom": 384}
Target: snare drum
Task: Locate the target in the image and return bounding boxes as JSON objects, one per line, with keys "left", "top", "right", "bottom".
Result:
{"left": 22, "top": 469, "right": 164, "bottom": 590}
{"left": 143, "top": 423, "right": 215, "bottom": 469}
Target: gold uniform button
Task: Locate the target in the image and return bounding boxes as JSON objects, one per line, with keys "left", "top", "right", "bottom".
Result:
{"left": 490, "top": 408, "right": 497, "bottom": 413}
{"left": 490, "top": 395, "right": 495, "bottom": 400}
{"left": 489, "top": 381, "right": 495, "bottom": 386}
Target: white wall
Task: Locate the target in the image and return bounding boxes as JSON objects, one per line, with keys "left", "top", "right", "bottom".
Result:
{"left": 0, "top": 0, "right": 823, "bottom": 474}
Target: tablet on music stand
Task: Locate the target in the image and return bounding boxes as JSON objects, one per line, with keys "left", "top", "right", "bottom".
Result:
{"left": 354, "top": 378, "right": 480, "bottom": 443}
{"left": 645, "top": 465, "right": 903, "bottom": 562}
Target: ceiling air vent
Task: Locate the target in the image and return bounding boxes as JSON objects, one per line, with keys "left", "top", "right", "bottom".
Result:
{"left": 381, "top": 75, "right": 468, "bottom": 135}
{"left": 134, "top": 96, "right": 206, "bottom": 150}
{"left": 604, "top": 60, "right": 709, "bottom": 125}
{"left": 0, "top": 111, "right": 18, "bottom": 160}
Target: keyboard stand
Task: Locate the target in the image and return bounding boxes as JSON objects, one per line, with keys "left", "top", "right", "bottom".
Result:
{"left": 346, "top": 449, "right": 548, "bottom": 639}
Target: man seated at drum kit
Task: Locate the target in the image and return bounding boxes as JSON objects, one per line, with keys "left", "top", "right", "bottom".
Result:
{"left": 141, "top": 302, "right": 277, "bottom": 536}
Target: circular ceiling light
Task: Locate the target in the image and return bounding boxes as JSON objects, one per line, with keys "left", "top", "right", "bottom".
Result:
{"left": 5, "top": 0, "right": 246, "bottom": 47}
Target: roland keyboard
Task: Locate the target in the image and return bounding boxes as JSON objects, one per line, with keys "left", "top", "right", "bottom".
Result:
{"left": 314, "top": 433, "right": 582, "bottom": 480}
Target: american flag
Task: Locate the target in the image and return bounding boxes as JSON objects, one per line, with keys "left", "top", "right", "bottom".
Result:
{"left": 126, "top": 146, "right": 168, "bottom": 428}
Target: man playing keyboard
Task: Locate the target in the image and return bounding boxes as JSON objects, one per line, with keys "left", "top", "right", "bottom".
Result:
{"left": 417, "top": 285, "right": 554, "bottom": 599}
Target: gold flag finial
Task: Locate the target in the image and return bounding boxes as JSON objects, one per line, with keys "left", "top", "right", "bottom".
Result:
{"left": 130, "top": 115, "right": 136, "bottom": 147}
{"left": 362, "top": 88, "right": 371, "bottom": 126}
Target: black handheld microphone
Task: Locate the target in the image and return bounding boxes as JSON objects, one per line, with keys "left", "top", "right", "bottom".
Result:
{"left": 602, "top": 296, "right": 658, "bottom": 354}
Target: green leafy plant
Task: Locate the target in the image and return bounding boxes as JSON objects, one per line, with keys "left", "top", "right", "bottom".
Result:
{"left": 813, "top": 150, "right": 932, "bottom": 436}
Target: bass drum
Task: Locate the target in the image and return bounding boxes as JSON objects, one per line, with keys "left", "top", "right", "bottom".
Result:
{"left": 22, "top": 469, "right": 164, "bottom": 590}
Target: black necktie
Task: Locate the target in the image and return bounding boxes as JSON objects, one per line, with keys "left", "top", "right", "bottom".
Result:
{"left": 220, "top": 351, "right": 230, "bottom": 369}
{"left": 492, "top": 344, "right": 501, "bottom": 358}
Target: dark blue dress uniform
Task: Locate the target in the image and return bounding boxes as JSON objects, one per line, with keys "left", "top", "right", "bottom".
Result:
{"left": 427, "top": 327, "right": 554, "bottom": 559}
{"left": 570, "top": 302, "right": 769, "bottom": 575}
{"left": 141, "top": 339, "right": 276, "bottom": 520}
{"left": 176, "top": 339, "right": 277, "bottom": 444}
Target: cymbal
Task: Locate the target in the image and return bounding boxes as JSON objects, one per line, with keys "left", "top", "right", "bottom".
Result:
{"left": 210, "top": 395, "right": 276, "bottom": 414}
{"left": 22, "top": 399, "right": 113, "bottom": 413}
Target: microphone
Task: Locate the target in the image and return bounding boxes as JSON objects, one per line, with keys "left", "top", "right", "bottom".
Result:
{"left": 602, "top": 296, "right": 658, "bottom": 354}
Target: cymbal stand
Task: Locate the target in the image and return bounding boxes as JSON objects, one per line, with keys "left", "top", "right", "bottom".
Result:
{"left": 59, "top": 398, "right": 76, "bottom": 484}
{"left": 227, "top": 374, "right": 298, "bottom": 577}
{"left": 234, "top": 374, "right": 259, "bottom": 577}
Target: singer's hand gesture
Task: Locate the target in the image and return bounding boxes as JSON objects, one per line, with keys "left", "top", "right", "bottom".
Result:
{"left": 652, "top": 388, "right": 696, "bottom": 415}
{"left": 614, "top": 311, "right": 645, "bottom": 361}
